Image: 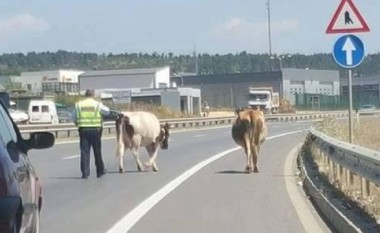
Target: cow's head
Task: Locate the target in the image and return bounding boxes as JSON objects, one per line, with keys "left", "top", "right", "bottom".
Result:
{"left": 158, "top": 123, "right": 170, "bottom": 150}
{"left": 235, "top": 106, "right": 245, "bottom": 115}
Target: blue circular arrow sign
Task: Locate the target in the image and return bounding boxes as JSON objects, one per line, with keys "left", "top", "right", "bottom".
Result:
{"left": 333, "top": 34, "right": 365, "bottom": 69}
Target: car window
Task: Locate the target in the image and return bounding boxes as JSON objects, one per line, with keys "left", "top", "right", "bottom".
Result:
{"left": 32, "top": 106, "right": 39, "bottom": 112}
{"left": 0, "top": 105, "right": 18, "bottom": 144}
{"left": 42, "top": 105, "right": 49, "bottom": 112}
{"left": 0, "top": 105, "right": 21, "bottom": 162}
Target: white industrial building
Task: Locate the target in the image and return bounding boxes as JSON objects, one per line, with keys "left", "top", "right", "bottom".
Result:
{"left": 14, "top": 70, "right": 84, "bottom": 94}
{"left": 79, "top": 67, "right": 171, "bottom": 91}
{"left": 79, "top": 67, "right": 201, "bottom": 115}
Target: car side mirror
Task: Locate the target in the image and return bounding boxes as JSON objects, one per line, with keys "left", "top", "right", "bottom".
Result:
{"left": 26, "top": 132, "right": 55, "bottom": 150}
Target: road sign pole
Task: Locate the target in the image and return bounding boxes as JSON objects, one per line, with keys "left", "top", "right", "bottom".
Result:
{"left": 348, "top": 69, "right": 354, "bottom": 143}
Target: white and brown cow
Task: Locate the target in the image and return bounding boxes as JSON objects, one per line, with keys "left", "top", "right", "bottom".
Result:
{"left": 115, "top": 111, "right": 170, "bottom": 173}
{"left": 231, "top": 108, "right": 267, "bottom": 173}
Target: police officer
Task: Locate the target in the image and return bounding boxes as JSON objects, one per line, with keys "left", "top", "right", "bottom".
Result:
{"left": 72, "top": 88, "right": 109, "bottom": 179}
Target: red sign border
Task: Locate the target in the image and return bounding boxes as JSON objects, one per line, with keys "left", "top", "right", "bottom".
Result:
{"left": 326, "top": 0, "right": 370, "bottom": 34}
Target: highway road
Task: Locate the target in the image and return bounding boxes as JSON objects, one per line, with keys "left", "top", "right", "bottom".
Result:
{"left": 28, "top": 121, "right": 332, "bottom": 233}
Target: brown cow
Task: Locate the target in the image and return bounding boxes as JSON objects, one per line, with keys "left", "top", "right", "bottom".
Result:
{"left": 231, "top": 108, "right": 267, "bottom": 173}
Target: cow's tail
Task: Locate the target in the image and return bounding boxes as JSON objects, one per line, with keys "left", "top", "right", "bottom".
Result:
{"left": 252, "top": 114, "right": 264, "bottom": 146}
{"left": 116, "top": 115, "right": 124, "bottom": 158}
{"left": 115, "top": 115, "right": 123, "bottom": 143}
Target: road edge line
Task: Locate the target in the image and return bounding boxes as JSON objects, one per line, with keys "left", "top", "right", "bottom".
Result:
{"left": 284, "top": 144, "right": 326, "bottom": 233}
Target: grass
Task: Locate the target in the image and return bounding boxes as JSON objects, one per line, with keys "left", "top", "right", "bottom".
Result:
{"left": 312, "top": 116, "right": 380, "bottom": 223}
{"left": 315, "top": 116, "right": 380, "bottom": 151}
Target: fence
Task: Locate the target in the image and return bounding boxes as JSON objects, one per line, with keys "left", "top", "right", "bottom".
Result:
{"left": 294, "top": 93, "right": 380, "bottom": 111}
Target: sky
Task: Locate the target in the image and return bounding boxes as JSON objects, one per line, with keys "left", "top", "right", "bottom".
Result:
{"left": 0, "top": 0, "right": 378, "bottom": 55}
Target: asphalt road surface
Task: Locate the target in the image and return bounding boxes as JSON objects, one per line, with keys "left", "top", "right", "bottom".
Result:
{"left": 28, "top": 121, "right": 332, "bottom": 233}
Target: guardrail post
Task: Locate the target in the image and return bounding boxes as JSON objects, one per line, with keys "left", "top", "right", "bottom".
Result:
{"left": 348, "top": 171, "right": 354, "bottom": 186}
{"left": 350, "top": 172, "right": 361, "bottom": 193}
{"left": 361, "top": 178, "right": 370, "bottom": 197}
{"left": 328, "top": 158, "right": 333, "bottom": 180}
{"left": 322, "top": 151, "right": 328, "bottom": 165}
{"left": 337, "top": 165, "right": 344, "bottom": 184}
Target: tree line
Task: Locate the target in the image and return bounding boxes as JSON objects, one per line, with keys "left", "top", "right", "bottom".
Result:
{"left": 0, "top": 50, "right": 379, "bottom": 77}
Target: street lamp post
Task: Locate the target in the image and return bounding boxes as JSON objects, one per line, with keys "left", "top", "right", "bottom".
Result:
{"left": 266, "top": 0, "right": 272, "bottom": 71}
{"left": 173, "top": 73, "right": 184, "bottom": 87}
{"left": 180, "top": 76, "right": 183, "bottom": 86}
{"left": 270, "top": 55, "right": 291, "bottom": 71}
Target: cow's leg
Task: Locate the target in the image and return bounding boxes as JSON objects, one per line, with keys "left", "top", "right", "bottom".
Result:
{"left": 251, "top": 144, "right": 259, "bottom": 173}
{"left": 132, "top": 147, "right": 143, "bottom": 172}
{"left": 144, "top": 143, "right": 159, "bottom": 172}
{"left": 244, "top": 134, "right": 252, "bottom": 174}
{"left": 116, "top": 141, "right": 125, "bottom": 173}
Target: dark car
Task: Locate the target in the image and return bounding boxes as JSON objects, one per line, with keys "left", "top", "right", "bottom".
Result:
{"left": 102, "top": 110, "right": 122, "bottom": 122}
{"left": 0, "top": 92, "right": 55, "bottom": 233}
{"left": 358, "top": 104, "right": 377, "bottom": 115}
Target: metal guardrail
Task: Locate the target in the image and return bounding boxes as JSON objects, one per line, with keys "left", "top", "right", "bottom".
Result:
{"left": 309, "top": 126, "right": 380, "bottom": 197}
{"left": 18, "top": 112, "right": 351, "bottom": 139}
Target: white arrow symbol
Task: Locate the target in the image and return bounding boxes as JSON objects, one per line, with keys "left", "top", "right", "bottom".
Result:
{"left": 342, "top": 37, "right": 356, "bottom": 66}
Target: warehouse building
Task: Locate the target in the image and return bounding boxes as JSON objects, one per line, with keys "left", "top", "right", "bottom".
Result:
{"left": 171, "top": 68, "right": 340, "bottom": 108}
{"left": 340, "top": 74, "right": 380, "bottom": 108}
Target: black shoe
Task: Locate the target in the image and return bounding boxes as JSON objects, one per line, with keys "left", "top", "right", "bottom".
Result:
{"left": 82, "top": 175, "right": 89, "bottom": 179}
{"left": 97, "top": 169, "right": 107, "bottom": 178}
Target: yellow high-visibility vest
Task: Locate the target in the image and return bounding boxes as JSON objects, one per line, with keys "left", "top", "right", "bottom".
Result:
{"left": 75, "top": 98, "right": 102, "bottom": 128}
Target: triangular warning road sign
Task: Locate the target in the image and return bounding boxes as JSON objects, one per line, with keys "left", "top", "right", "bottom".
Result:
{"left": 326, "top": 0, "right": 370, "bottom": 34}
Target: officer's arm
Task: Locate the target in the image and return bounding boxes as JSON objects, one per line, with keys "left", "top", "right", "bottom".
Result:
{"left": 99, "top": 103, "right": 110, "bottom": 115}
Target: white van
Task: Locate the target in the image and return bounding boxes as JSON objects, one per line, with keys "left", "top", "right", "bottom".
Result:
{"left": 28, "top": 100, "right": 59, "bottom": 124}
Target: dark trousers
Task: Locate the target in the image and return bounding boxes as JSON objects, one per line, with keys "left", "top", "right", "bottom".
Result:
{"left": 79, "top": 128, "right": 105, "bottom": 177}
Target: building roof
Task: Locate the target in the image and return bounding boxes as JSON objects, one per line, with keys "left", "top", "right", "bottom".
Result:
{"left": 340, "top": 75, "right": 380, "bottom": 86}
{"left": 80, "top": 67, "right": 169, "bottom": 78}
{"left": 282, "top": 68, "right": 340, "bottom": 82}
{"left": 21, "top": 70, "right": 84, "bottom": 76}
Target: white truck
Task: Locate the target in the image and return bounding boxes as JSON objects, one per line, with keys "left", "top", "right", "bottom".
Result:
{"left": 248, "top": 87, "right": 279, "bottom": 114}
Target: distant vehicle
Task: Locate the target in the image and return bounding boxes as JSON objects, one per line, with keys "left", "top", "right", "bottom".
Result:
{"left": 248, "top": 87, "right": 280, "bottom": 114}
{"left": 102, "top": 110, "right": 122, "bottom": 122}
{"left": 358, "top": 104, "right": 377, "bottom": 115}
{"left": 28, "top": 100, "right": 59, "bottom": 124}
{"left": 8, "top": 101, "right": 29, "bottom": 124}
{"left": 0, "top": 92, "right": 55, "bottom": 233}
{"left": 8, "top": 109, "right": 29, "bottom": 124}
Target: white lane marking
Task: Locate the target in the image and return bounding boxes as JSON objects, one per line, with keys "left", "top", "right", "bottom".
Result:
{"left": 193, "top": 134, "right": 205, "bottom": 138}
{"left": 106, "top": 129, "right": 305, "bottom": 233}
{"left": 284, "top": 145, "right": 326, "bottom": 233}
{"left": 62, "top": 155, "right": 80, "bottom": 160}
